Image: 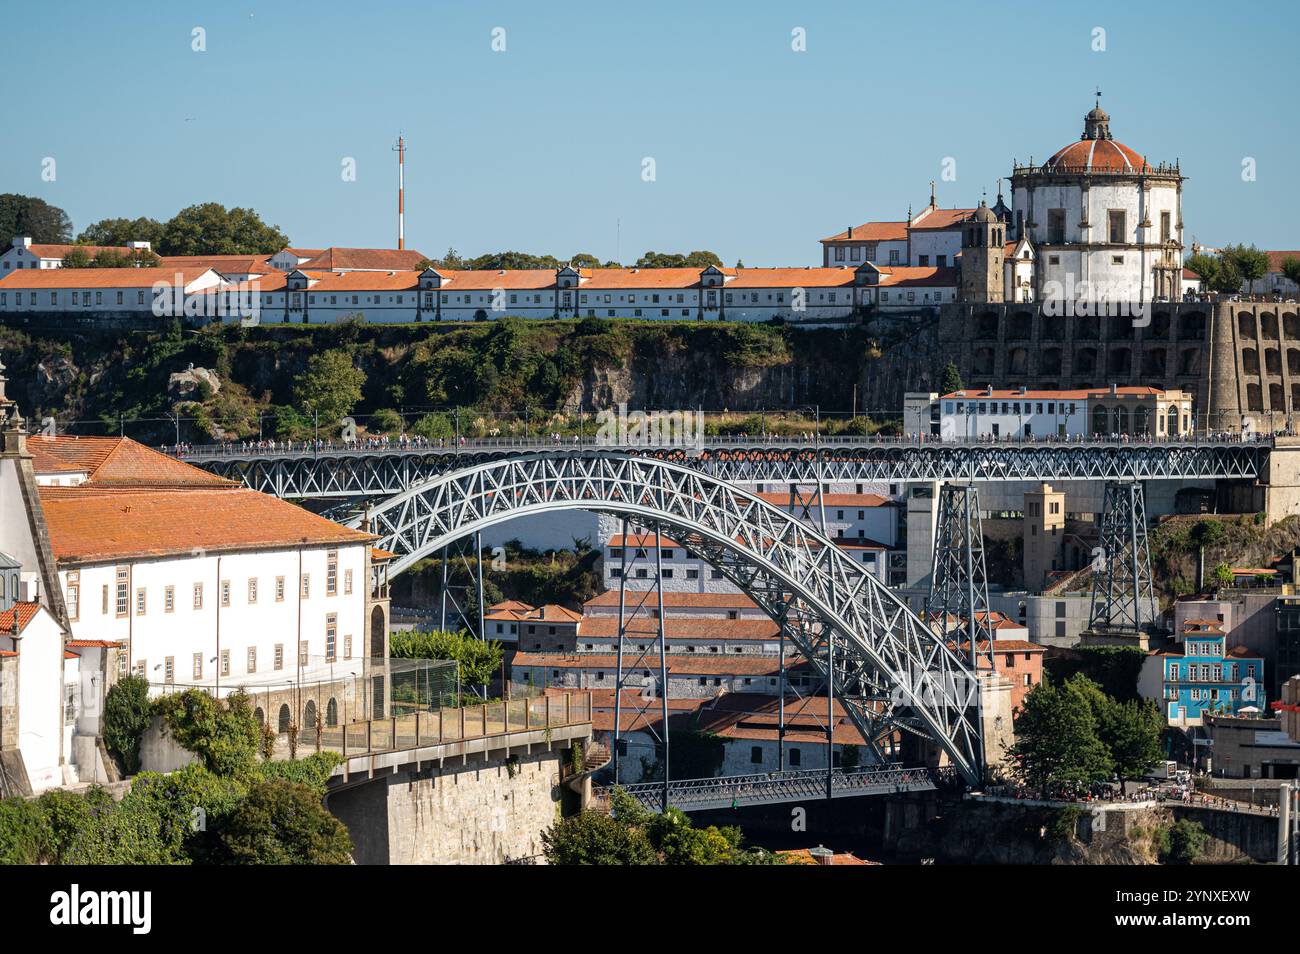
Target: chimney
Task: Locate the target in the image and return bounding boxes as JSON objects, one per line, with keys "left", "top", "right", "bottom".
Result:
{"left": 1019, "top": 385, "right": 1028, "bottom": 395}
{"left": 1111, "top": 383, "right": 1118, "bottom": 395}
{"left": 847, "top": 225, "right": 854, "bottom": 239}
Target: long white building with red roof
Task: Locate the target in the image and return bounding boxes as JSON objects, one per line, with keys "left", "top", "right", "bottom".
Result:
{"left": 0, "top": 364, "right": 396, "bottom": 793}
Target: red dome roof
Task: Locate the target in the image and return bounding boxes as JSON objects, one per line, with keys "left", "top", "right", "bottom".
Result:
{"left": 1043, "top": 138, "right": 1147, "bottom": 173}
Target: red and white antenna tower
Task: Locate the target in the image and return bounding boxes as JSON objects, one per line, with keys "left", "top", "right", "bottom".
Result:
{"left": 392, "top": 134, "right": 406, "bottom": 250}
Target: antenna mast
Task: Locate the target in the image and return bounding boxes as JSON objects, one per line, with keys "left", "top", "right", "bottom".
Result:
{"left": 392, "top": 135, "right": 406, "bottom": 250}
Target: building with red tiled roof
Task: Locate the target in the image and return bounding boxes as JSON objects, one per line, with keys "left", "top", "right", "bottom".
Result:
{"left": 2, "top": 236, "right": 156, "bottom": 273}
{"left": 29, "top": 435, "right": 235, "bottom": 489}
{"left": 932, "top": 386, "right": 1194, "bottom": 441}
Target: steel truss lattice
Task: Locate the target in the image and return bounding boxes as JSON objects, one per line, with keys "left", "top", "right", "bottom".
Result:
{"left": 1088, "top": 481, "right": 1158, "bottom": 634}
{"left": 345, "top": 453, "right": 987, "bottom": 783}
{"left": 924, "top": 484, "right": 993, "bottom": 668}
{"left": 188, "top": 440, "right": 1268, "bottom": 499}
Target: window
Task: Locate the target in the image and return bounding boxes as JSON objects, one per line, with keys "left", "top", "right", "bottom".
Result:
{"left": 247, "top": 647, "right": 257, "bottom": 674}
{"left": 220, "top": 579, "right": 231, "bottom": 607}
{"left": 164, "top": 585, "right": 174, "bottom": 613}
{"left": 1160, "top": 211, "right": 1171, "bottom": 244}
{"left": 136, "top": 587, "right": 146, "bottom": 616}
{"left": 750, "top": 746, "right": 763, "bottom": 764}
{"left": 274, "top": 644, "right": 284, "bottom": 671}
{"left": 344, "top": 635, "right": 352, "bottom": 660}
{"left": 115, "top": 566, "right": 129, "bottom": 617}
{"left": 1047, "top": 209, "right": 1066, "bottom": 244}
{"left": 344, "top": 569, "right": 353, "bottom": 595}
{"left": 275, "top": 576, "right": 285, "bottom": 601}
{"left": 193, "top": 582, "right": 203, "bottom": 609}
{"left": 247, "top": 577, "right": 258, "bottom": 603}
{"left": 301, "top": 574, "right": 310, "bottom": 598}
{"left": 192, "top": 653, "right": 203, "bottom": 679}
{"left": 789, "top": 748, "right": 802, "bottom": 767}
{"left": 326, "top": 550, "right": 338, "bottom": 596}
{"left": 1108, "top": 210, "right": 1126, "bottom": 244}
{"left": 66, "top": 571, "right": 80, "bottom": 621}
{"left": 220, "top": 650, "right": 230, "bottom": 677}
{"left": 326, "top": 613, "right": 338, "bottom": 662}
{"left": 298, "top": 640, "right": 309, "bottom": 667}
{"left": 164, "top": 657, "right": 174, "bottom": 684}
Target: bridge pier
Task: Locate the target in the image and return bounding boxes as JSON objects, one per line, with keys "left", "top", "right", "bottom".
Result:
{"left": 1083, "top": 480, "right": 1160, "bottom": 648}
{"left": 925, "top": 483, "right": 992, "bottom": 666}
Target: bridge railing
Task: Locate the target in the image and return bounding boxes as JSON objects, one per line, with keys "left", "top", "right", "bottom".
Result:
{"left": 165, "top": 430, "right": 1274, "bottom": 460}
{"left": 296, "top": 691, "right": 592, "bottom": 759}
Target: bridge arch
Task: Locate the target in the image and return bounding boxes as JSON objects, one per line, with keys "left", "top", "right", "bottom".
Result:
{"left": 347, "top": 452, "right": 984, "bottom": 782}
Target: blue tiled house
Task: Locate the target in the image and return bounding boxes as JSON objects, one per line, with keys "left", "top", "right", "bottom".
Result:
{"left": 1144, "top": 621, "right": 1266, "bottom": 727}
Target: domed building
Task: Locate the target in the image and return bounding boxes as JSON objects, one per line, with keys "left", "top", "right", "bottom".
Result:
{"left": 1009, "top": 100, "right": 1184, "bottom": 304}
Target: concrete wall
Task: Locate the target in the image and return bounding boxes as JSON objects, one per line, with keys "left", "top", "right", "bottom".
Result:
{"left": 327, "top": 748, "right": 568, "bottom": 864}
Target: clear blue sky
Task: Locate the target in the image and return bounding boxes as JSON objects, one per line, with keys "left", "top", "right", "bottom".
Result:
{"left": 5, "top": 0, "right": 1297, "bottom": 264}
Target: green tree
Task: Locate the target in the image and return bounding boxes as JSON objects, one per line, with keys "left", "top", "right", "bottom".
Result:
{"left": 0, "top": 193, "right": 73, "bottom": 245}
{"left": 1280, "top": 256, "right": 1300, "bottom": 294}
{"left": 569, "top": 252, "right": 602, "bottom": 269}
{"left": 940, "top": 360, "right": 965, "bottom": 394}
{"left": 541, "top": 810, "right": 659, "bottom": 865}
{"left": 1221, "top": 244, "right": 1270, "bottom": 295}
{"left": 1098, "top": 698, "right": 1164, "bottom": 792}
{"left": 217, "top": 779, "right": 353, "bottom": 864}
{"left": 77, "top": 216, "right": 165, "bottom": 249}
{"left": 1208, "top": 255, "right": 1243, "bottom": 294}
{"left": 1212, "top": 562, "right": 1235, "bottom": 589}
{"left": 293, "top": 349, "right": 365, "bottom": 424}
{"left": 1008, "top": 680, "right": 1113, "bottom": 797}
{"left": 1183, "top": 253, "right": 1219, "bottom": 291}
{"left": 102, "top": 674, "right": 152, "bottom": 774}
{"left": 634, "top": 250, "right": 723, "bottom": 269}
{"left": 157, "top": 202, "right": 289, "bottom": 256}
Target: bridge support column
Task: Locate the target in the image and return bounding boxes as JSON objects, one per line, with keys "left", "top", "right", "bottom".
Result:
{"left": 978, "top": 671, "right": 1014, "bottom": 784}
{"left": 1085, "top": 481, "right": 1158, "bottom": 646}
{"left": 924, "top": 483, "right": 992, "bottom": 667}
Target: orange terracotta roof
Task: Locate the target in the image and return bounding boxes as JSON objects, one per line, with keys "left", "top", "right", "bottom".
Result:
{"left": 28, "top": 436, "right": 234, "bottom": 488}
{"left": 584, "top": 590, "right": 759, "bottom": 610}
{"left": 577, "top": 616, "right": 779, "bottom": 640}
{"left": 301, "top": 271, "right": 421, "bottom": 292}
{"left": 821, "top": 222, "right": 909, "bottom": 244}
{"left": 39, "top": 487, "right": 374, "bottom": 563}
{"left": 872, "top": 265, "right": 958, "bottom": 287}
{"left": 910, "top": 207, "right": 977, "bottom": 230}
{"left": 20, "top": 244, "right": 139, "bottom": 260}
{"left": 607, "top": 533, "right": 685, "bottom": 549}
{"left": 66, "top": 639, "right": 123, "bottom": 648}
{"left": 728, "top": 267, "right": 856, "bottom": 289}
{"left": 64, "top": 651, "right": 80, "bottom": 659}
{"left": 0, "top": 602, "right": 43, "bottom": 636}
{"left": 511, "top": 651, "right": 800, "bottom": 676}
{"left": 432, "top": 268, "right": 557, "bottom": 290}
{"left": 158, "top": 255, "right": 276, "bottom": 273}
{"left": 0, "top": 266, "right": 217, "bottom": 289}
{"left": 1044, "top": 138, "right": 1148, "bottom": 174}
{"left": 370, "top": 547, "right": 397, "bottom": 561}
{"left": 300, "top": 248, "right": 430, "bottom": 271}
{"left": 779, "top": 848, "right": 875, "bottom": 866}
{"left": 1263, "top": 251, "right": 1300, "bottom": 272}
{"left": 581, "top": 267, "right": 711, "bottom": 289}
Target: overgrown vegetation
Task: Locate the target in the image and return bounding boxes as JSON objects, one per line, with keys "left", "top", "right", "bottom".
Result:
{"left": 2, "top": 688, "right": 350, "bottom": 865}
{"left": 541, "top": 788, "right": 782, "bottom": 865}
{"left": 389, "top": 629, "right": 504, "bottom": 689}
{"left": 1153, "top": 818, "right": 1208, "bottom": 865}
{"left": 0, "top": 319, "right": 899, "bottom": 446}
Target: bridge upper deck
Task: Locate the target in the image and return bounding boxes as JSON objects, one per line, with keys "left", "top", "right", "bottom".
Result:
{"left": 172, "top": 435, "right": 1271, "bottom": 497}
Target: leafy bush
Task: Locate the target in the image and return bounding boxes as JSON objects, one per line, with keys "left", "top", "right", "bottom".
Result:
{"left": 154, "top": 688, "right": 261, "bottom": 777}
{"left": 103, "top": 674, "right": 152, "bottom": 774}
{"left": 218, "top": 779, "right": 353, "bottom": 865}
{"left": 256, "top": 752, "right": 343, "bottom": 796}
{"left": 0, "top": 796, "right": 53, "bottom": 864}
{"left": 541, "top": 810, "right": 659, "bottom": 865}
{"left": 390, "top": 629, "right": 503, "bottom": 687}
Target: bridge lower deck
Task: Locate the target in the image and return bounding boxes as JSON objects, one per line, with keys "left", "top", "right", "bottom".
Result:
{"left": 596, "top": 766, "right": 946, "bottom": 813}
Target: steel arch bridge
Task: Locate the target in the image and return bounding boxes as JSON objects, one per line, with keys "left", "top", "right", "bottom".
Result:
{"left": 180, "top": 438, "right": 1269, "bottom": 498}
{"left": 343, "top": 452, "right": 988, "bottom": 785}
